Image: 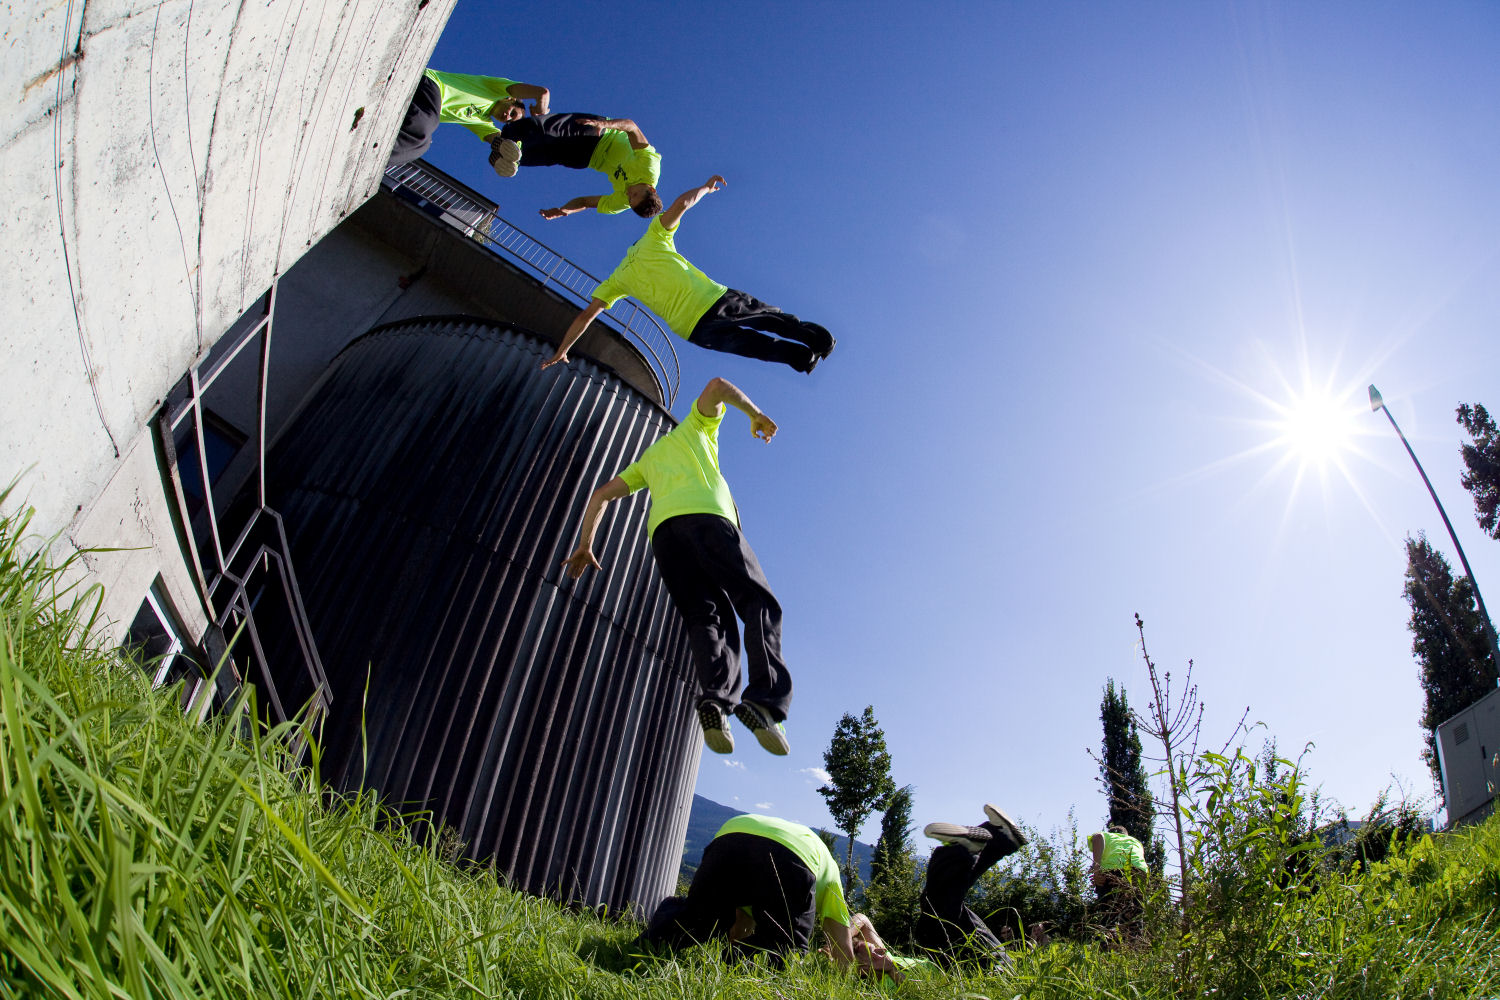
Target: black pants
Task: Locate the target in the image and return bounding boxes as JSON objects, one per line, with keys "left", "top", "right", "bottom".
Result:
{"left": 689, "top": 289, "right": 834, "bottom": 372}
{"left": 642, "top": 833, "right": 817, "bottom": 958}
{"left": 650, "top": 514, "right": 791, "bottom": 721}
{"left": 498, "top": 112, "right": 606, "bottom": 168}
{"left": 388, "top": 76, "right": 442, "bottom": 167}
{"left": 913, "top": 822, "right": 1022, "bottom": 966}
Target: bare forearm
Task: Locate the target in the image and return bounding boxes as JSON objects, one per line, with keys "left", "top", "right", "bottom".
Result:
{"left": 718, "top": 381, "right": 764, "bottom": 422}
{"left": 563, "top": 478, "right": 629, "bottom": 578}
{"left": 508, "top": 83, "right": 550, "bottom": 114}
{"left": 557, "top": 310, "right": 594, "bottom": 356}
{"left": 575, "top": 495, "right": 610, "bottom": 553}
{"left": 594, "top": 117, "right": 647, "bottom": 146}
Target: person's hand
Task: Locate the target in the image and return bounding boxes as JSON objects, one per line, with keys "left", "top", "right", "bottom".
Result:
{"left": 575, "top": 117, "right": 607, "bottom": 133}
{"left": 704, "top": 175, "right": 726, "bottom": 192}
{"left": 539, "top": 206, "right": 568, "bottom": 220}
{"left": 561, "top": 547, "right": 602, "bottom": 579}
{"left": 749, "top": 412, "right": 777, "bottom": 442}
{"left": 540, "top": 351, "right": 568, "bottom": 370}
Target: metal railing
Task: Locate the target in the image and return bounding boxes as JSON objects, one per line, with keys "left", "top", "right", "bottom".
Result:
{"left": 383, "top": 160, "right": 680, "bottom": 406}
{"left": 158, "top": 284, "right": 332, "bottom": 730}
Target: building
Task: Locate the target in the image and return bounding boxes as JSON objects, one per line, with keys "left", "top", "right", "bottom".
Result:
{"left": 4, "top": 1, "right": 701, "bottom": 913}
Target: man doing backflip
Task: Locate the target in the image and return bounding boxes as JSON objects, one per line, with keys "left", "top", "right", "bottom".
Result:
{"left": 562, "top": 377, "right": 791, "bottom": 756}
{"left": 388, "top": 69, "right": 550, "bottom": 168}
{"left": 541, "top": 177, "right": 836, "bottom": 374}
{"left": 488, "top": 113, "right": 663, "bottom": 218}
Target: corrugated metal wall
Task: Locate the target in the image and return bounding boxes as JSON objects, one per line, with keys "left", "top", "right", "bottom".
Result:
{"left": 266, "top": 316, "right": 701, "bottom": 912}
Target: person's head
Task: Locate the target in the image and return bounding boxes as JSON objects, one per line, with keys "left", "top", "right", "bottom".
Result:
{"left": 491, "top": 98, "right": 526, "bottom": 123}
{"left": 1108, "top": 824, "right": 1129, "bottom": 836}
{"left": 628, "top": 184, "right": 663, "bottom": 218}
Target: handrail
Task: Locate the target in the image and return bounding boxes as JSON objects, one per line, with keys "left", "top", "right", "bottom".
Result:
{"left": 382, "top": 160, "right": 680, "bottom": 407}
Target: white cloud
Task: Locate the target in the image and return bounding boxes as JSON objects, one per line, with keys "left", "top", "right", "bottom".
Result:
{"left": 723, "top": 759, "right": 746, "bottom": 770}
{"left": 755, "top": 802, "right": 774, "bottom": 810}
{"left": 800, "top": 767, "right": 831, "bottom": 785}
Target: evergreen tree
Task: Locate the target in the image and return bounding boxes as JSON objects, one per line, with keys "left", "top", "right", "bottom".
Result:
{"left": 863, "top": 784, "right": 921, "bottom": 947}
{"left": 1403, "top": 534, "right": 1497, "bottom": 796}
{"left": 1457, "top": 402, "right": 1500, "bottom": 540}
{"left": 1097, "top": 678, "right": 1166, "bottom": 872}
{"left": 818, "top": 705, "right": 895, "bottom": 888}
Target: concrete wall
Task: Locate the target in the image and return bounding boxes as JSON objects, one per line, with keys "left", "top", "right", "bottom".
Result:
{"left": 2, "top": 0, "right": 456, "bottom": 546}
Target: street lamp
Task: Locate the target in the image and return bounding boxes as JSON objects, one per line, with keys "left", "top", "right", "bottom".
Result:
{"left": 1369, "top": 384, "right": 1500, "bottom": 679}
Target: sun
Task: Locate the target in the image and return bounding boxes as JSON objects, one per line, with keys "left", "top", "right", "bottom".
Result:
{"left": 1272, "top": 388, "right": 1361, "bottom": 468}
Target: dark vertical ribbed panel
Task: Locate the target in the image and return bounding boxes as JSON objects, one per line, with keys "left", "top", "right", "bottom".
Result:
{"left": 265, "top": 317, "right": 699, "bottom": 912}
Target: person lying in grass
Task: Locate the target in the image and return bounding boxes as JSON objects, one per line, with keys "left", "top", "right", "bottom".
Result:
{"left": 820, "top": 803, "right": 1032, "bottom": 985}
{"left": 634, "top": 813, "right": 890, "bottom": 978}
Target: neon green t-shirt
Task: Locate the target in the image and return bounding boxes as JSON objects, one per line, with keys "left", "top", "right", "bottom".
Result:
{"left": 617, "top": 401, "right": 737, "bottom": 538}
{"left": 714, "top": 814, "right": 851, "bottom": 927}
{"left": 1099, "top": 831, "right": 1148, "bottom": 873}
{"left": 593, "top": 218, "right": 729, "bottom": 338}
{"left": 588, "top": 130, "right": 662, "bottom": 214}
{"left": 423, "top": 69, "right": 519, "bottom": 140}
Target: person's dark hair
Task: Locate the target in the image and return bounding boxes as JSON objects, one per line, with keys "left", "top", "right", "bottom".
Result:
{"left": 632, "top": 188, "right": 664, "bottom": 218}
{"left": 1107, "top": 824, "right": 1129, "bottom": 835}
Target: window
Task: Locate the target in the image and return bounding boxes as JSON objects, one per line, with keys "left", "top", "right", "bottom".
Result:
{"left": 173, "top": 409, "right": 247, "bottom": 513}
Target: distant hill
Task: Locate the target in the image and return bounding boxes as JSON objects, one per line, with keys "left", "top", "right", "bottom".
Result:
{"left": 679, "top": 794, "right": 875, "bottom": 885}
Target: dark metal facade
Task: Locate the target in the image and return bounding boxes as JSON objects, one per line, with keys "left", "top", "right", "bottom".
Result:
{"left": 265, "top": 316, "right": 700, "bottom": 912}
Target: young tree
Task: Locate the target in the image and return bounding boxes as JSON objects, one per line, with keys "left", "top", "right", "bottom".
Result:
{"left": 1457, "top": 402, "right": 1500, "bottom": 540}
{"left": 818, "top": 705, "right": 895, "bottom": 887}
{"left": 863, "top": 784, "right": 921, "bottom": 946}
{"left": 1403, "top": 534, "right": 1497, "bottom": 796}
{"left": 1096, "top": 678, "right": 1166, "bottom": 873}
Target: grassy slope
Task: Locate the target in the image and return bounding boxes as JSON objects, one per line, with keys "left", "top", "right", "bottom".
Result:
{"left": 1, "top": 503, "right": 1497, "bottom": 999}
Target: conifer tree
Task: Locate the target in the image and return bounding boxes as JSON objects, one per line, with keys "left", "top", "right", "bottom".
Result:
{"left": 1457, "top": 402, "right": 1500, "bottom": 540}
{"left": 1097, "top": 678, "right": 1166, "bottom": 872}
{"left": 864, "top": 784, "right": 921, "bottom": 946}
{"left": 1403, "top": 534, "right": 1497, "bottom": 796}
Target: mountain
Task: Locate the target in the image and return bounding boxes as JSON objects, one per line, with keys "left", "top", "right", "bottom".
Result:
{"left": 679, "top": 794, "right": 875, "bottom": 885}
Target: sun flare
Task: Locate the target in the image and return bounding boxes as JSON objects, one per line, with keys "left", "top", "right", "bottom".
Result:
{"left": 1274, "top": 390, "right": 1360, "bottom": 467}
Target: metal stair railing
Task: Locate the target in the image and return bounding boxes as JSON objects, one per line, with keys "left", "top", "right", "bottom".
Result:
{"left": 383, "top": 160, "right": 680, "bottom": 406}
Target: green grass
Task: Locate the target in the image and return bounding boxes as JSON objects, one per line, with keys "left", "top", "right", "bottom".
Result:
{"left": 1, "top": 493, "right": 1498, "bottom": 999}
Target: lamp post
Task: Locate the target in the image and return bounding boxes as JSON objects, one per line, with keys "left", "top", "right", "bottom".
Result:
{"left": 1369, "top": 384, "right": 1500, "bottom": 678}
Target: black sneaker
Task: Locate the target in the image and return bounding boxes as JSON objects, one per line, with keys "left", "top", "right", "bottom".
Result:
{"left": 923, "top": 822, "right": 993, "bottom": 853}
{"left": 699, "top": 702, "right": 734, "bottom": 754}
{"left": 733, "top": 702, "right": 789, "bottom": 755}
{"left": 983, "top": 803, "right": 1028, "bottom": 847}
{"left": 802, "top": 323, "right": 836, "bottom": 358}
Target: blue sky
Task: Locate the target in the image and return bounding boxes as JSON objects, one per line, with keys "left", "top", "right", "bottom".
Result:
{"left": 423, "top": 1, "right": 1500, "bottom": 845}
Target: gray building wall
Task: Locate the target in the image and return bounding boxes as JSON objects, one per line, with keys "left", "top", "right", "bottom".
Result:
{"left": 3, "top": 0, "right": 455, "bottom": 642}
{"left": 266, "top": 318, "right": 697, "bottom": 913}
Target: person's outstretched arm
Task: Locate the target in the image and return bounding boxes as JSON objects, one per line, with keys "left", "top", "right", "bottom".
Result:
{"left": 658, "top": 175, "right": 726, "bottom": 231}
{"left": 696, "top": 376, "right": 776, "bottom": 442}
{"left": 576, "top": 116, "right": 649, "bottom": 148}
{"left": 541, "top": 298, "right": 607, "bottom": 370}
{"left": 506, "top": 82, "right": 550, "bottom": 116}
{"left": 539, "top": 196, "right": 602, "bottom": 220}
{"left": 562, "top": 477, "right": 631, "bottom": 578}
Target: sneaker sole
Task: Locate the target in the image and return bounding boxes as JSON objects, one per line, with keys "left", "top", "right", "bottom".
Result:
{"left": 733, "top": 703, "right": 789, "bottom": 756}
{"left": 983, "top": 803, "right": 1028, "bottom": 846}
{"left": 699, "top": 705, "right": 734, "bottom": 754}
{"left": 923, "top": 821, "right": 992, "bottom": 848}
